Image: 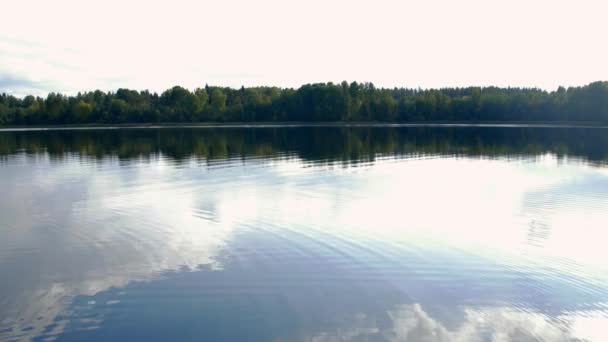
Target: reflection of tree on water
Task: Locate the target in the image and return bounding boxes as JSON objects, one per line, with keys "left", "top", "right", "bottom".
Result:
{"left": 1, "top": 127, "right": 608, "bottom": 165}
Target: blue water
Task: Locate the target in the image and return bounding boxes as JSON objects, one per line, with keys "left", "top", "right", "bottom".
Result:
{"left": 0, "top": 126, "right": 607, "bottom": 341}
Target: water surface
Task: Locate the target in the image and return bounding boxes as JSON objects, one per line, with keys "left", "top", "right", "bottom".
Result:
{"left": 1, "top": 126, "right": 607, "bottom": 341}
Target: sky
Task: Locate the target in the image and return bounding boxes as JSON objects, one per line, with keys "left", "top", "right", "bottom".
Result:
{"left": 1, "top": 0, "right": 607, "bottom": 96}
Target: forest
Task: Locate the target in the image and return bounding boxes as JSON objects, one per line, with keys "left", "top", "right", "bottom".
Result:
{"left": 1, "top": 81, "right": 607, "bottom": 125}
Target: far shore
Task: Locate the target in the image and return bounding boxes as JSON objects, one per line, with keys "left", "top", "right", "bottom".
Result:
{"left": 1, "top": 121, "right": 608, "bottom": 131}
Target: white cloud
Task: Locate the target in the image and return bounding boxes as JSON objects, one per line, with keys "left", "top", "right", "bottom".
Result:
{"left": 1, "top": 0, "right": 607, "bottom": 95}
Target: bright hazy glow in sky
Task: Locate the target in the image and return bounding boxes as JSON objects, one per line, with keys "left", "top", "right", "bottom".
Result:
{"left": 1, "top": 0, "right": 607, "bottom": 95}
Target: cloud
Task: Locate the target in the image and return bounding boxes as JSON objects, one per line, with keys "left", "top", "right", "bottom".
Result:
{"left": 2, "top": 0, "right": 608, "bottom": 95}
{"left": 0, "top": 35, "right": 77, "bottom": 96}
{"left": 0, "top": 35, "right": 119, "bottom": 96}
{"left": 0, "top": 72, "right": 55, "bottom": 96}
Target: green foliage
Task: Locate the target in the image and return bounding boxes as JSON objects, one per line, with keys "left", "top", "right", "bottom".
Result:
{"left": 209, "top": 88, "right": 227, "bottom": 120}
{"left": 1, "top": 81, "right": 607, "bottom": 125}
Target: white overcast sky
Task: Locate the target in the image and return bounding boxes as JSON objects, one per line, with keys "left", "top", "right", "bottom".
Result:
{"left": 1, "top": 0, "right": 607, "bottom": 96}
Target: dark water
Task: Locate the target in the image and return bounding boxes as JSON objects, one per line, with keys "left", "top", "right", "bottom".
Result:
{"left": 1, "top": 126, "right": 607, "bottom": 341}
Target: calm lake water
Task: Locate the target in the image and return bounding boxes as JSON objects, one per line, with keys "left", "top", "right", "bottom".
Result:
{"left": 1, "top": 126, "right": 608, "bottom": 341}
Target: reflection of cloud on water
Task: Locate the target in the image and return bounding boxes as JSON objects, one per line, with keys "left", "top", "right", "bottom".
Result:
{"left": 519, "top": 169, "right": 608, "bottom": 272}
{"left": 0, "top": 156, "right": 237, "bottom": 340}
{"left": 2, "top": 154, "right": 608, "bottom": 340}
{"left": 310, "top": 304, "right": 607, "bottom": 342}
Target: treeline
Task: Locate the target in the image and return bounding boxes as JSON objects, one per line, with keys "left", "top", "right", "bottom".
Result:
{"left": 1, "top": 81, "right": 608, "bottom": 125}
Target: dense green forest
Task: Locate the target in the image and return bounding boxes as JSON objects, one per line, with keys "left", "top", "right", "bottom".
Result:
{"left": 1, "top": 81, "right": 607, "bottom": 125}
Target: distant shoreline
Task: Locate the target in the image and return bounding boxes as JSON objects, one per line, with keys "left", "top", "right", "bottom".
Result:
{"left": 3, "top": 82, "right": 607, "bottom": 127}
{"left": 1, "top": 121, "right": 608, "bottom": 131}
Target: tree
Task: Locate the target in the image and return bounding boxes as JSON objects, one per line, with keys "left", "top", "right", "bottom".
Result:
{"left": 208, "top": 88, "right": 227, "bottom": 120}
{"left": 0, "top": 103, "right": 9, "bottom": 124}
{"left": 1, "top": 81, "right": 607, "bottom": 126}
{"left": 71, "top": 100, "right": 93, "bottom": 123}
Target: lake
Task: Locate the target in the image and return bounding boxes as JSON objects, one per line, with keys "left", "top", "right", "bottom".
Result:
{"left": 1, "top": 126, "right": 607, "bottom": 341}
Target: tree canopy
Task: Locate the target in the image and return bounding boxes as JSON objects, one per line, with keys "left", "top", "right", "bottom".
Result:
{"left": 1, "top": 81, "right": 607, "bottom": 125}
